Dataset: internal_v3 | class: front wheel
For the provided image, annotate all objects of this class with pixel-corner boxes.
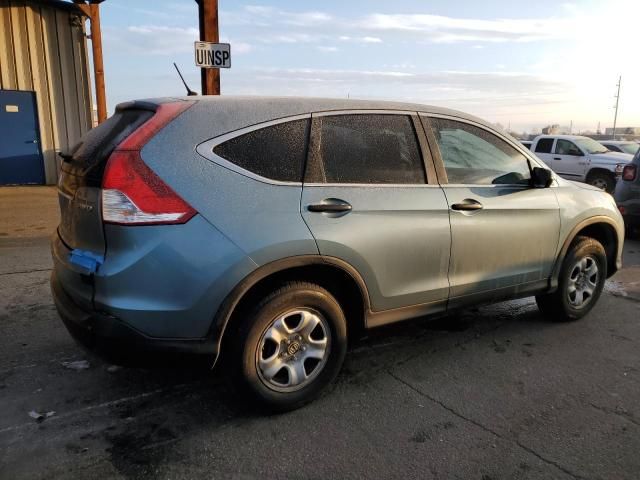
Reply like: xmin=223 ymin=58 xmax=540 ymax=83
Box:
xmin=587 ymin=172 xmax=615 ymax=193
xmin=233 ymin=282 xmax=347 ymax=411
xmin=536 ymin=236 xmax=607 ymax=322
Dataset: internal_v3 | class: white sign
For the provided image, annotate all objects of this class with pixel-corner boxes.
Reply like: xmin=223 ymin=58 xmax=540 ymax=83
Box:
xmin=194 ymin=42 xmax=231 ymax=69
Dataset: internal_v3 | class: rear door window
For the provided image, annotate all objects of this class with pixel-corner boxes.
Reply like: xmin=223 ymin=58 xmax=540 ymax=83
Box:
xmin=308 ymin=114 xmax=425 ymax=184
xmin=213 ymin=119 xmax=310 ymax=182
xmin=535 ymin=138 xmax=554 ymax=153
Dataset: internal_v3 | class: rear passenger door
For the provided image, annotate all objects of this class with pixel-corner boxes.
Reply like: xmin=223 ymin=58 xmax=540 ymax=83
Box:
xmin=301 ymin=112 xmax=451 ymax=315
xmin=533 ymin=137 xmax=555 ymax=168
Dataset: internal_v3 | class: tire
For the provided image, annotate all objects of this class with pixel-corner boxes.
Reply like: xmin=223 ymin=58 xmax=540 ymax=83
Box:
xmin=536 ymin=236 xmax=607 ymax=322
xmin=232 ymin=281 xmax=347 ymax=411
xmin=586 ymin=171 xmax=615 ymax=193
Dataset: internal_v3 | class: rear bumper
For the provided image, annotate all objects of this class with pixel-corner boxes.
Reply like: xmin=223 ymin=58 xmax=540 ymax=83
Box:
xmin=615 ymin=183 xmax=640 ymax=227
xmin=617 ymin=201 xmax=640 ymax=227
xmin=617 ymin=198 xmax=640 ymax=227
xmin=623 ymin=213 xmax=640 ymax=228
xmin=51 ymin=273 xmax=218 ymax=363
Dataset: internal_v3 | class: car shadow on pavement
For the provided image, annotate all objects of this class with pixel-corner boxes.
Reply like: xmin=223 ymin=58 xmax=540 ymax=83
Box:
xmin=3 ymin=290 xmax=634 ymax=479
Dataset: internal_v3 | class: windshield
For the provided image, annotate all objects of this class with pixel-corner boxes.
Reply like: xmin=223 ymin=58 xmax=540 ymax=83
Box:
xmin=619 ymin=143 xmax=640 ymax=155
xmin=573 ymin=137 xmax=609 ymax=154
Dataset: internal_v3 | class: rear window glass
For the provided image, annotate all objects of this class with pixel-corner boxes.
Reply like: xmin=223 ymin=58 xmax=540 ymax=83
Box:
xmin=213 ymin=119 xmax=310 ymax=182
xmin=535 ymin=138 xmax=554 ymax=153
xmin=70 ymin=109 xmax=153 ymax=169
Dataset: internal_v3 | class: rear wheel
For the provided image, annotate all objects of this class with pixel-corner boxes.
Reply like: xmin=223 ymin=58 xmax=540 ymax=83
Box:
xmin=586 ymin=171 xmax=615 ymax=193
xmin=233 ymin=282 xmax=347 ymax=411
xmin=536 ymin=236 xmax=607 ymax=321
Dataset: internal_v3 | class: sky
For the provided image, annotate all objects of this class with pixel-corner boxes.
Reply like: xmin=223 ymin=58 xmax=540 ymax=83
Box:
xmin=95 ymin=0 xmax=640 ymax=133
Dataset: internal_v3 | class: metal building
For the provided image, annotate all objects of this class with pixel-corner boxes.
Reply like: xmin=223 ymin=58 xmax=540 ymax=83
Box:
xmin=0 ymin=0 xmax=92 ymax=185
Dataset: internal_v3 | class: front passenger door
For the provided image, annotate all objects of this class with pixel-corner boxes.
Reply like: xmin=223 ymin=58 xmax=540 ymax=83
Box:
xmin=424 ymin=116 xmax=560 ymax=306
xmin=552 ymin=139 xmax=587 ymax=180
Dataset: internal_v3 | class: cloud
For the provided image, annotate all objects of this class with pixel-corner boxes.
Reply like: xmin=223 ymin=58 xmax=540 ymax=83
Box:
xmin=360 ymin=13 xmax=572 ymax=43
xmin=107 ymin=2 xmax=194 ymax=21
xmin=338 ymin=35 xmax=382 ymax=44
xmin=104 ymin=25 xmax=253 ymax=56
xmin=283 ymin=11 xmax=332 ymax=26
xmin=227 ymin=67 xmax=564 ymax=97
xmin=214 ymin=67 xmax=572 ymax=129
xmin=260 ymin=33 xmax=325 ymax=44
xmin=218 ymin=6 xmax=576 ymax=46
xmin=114 ymin=26 xmax=199 ymax=54
xmin=102 ymin=1 xmax=640 ymax=130
xmin=317 ymin=46 xmax=339 ymax=53
xmin=223 ymin=5 xmax=332 ymax=28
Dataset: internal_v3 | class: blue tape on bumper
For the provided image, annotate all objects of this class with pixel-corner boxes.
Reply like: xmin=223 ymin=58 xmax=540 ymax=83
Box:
xmin=69 ymin=249 xmax=104 ymax=274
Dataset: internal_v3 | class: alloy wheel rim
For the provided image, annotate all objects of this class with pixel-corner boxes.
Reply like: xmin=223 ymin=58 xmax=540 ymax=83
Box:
xmin=567 ymin=256 xmax=599 ymax=308
xmin=256 ymin=308 xmax=330 ymax=392
xmin=590 ymin=178 xmax=608 ymax=190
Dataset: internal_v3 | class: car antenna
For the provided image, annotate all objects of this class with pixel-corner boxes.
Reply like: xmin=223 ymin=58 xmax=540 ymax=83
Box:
xmin=173 ymin=62 xmax=198 ymax=96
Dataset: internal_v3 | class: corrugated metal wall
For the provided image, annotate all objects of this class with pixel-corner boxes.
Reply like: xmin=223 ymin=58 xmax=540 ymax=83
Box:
xmin=0 ymin=0 xmax=92 ymax=184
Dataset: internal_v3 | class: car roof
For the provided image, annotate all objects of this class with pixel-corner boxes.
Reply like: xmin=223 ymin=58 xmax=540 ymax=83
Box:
xmin=137 ymin=95 xmax=499 ymax=131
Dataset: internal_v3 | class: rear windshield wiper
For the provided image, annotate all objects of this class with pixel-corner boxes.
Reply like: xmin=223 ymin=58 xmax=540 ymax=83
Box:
xmin=57 ymin=151 xmax=73 ymax=163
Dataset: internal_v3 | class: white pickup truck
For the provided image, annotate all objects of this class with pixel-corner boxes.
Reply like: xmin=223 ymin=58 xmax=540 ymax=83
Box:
xmin=530 ymin=135 xmax=633 ymax=192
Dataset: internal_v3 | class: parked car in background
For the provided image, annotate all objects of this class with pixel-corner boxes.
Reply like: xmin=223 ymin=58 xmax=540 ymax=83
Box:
xmin=600 ymin=140 xmax=640 ymax=156
xmin=531 ymin=135 xmax=633 ymax=192
xmin=51 ymin=97 xmax=624 ymax=410
xmin=615 ymin=148 xmax=640 ymax=235
xmin=520 ymin=140 xmax=533 ymax=150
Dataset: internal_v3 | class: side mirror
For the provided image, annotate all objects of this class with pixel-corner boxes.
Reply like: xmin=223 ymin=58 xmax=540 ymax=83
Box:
xmin=531 ymin=167 xmax=553 ymax=188
xmin=569 ymin=148 xmax=583 ymax=156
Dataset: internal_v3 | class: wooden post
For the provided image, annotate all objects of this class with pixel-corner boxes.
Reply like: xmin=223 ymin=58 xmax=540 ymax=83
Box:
xmin=74 ymin=1 xmax=108 ymax=123
xmin=89 ymin=4 xmax=107 ymax=123
xmin=197 ymin=0 xmax=220 ymax=95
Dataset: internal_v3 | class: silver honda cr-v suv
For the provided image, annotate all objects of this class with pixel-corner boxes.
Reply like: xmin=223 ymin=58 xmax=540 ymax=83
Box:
xmin=51 ymin=96 xmax=624 ymax=410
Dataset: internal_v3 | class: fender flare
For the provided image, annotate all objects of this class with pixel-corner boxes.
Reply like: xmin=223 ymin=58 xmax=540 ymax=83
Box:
xmin=550 ymin=215 xmax=622 ymax=289
xmin=208 ymin=255 xmax=371 ymax=365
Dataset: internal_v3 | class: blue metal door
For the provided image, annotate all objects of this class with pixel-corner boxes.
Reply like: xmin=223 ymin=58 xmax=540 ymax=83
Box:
xmin=0 ymin=90 xmax=45 ymax=185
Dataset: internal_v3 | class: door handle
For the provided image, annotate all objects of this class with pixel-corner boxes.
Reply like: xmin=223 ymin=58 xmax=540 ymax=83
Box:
xmin=553 ymin=157 xmax=562 ymax=160
xmin=308 ymin=198 xmax=352 ymax=213
xmin=451 ymin=200 xmax=483 ymax=211
xmin=25 ymin=139 xmax=38 ymax=144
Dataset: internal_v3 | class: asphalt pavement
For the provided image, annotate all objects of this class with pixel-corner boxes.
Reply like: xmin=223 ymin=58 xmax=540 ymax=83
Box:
xmin=1 ymin=186 xmax=640 ymax=479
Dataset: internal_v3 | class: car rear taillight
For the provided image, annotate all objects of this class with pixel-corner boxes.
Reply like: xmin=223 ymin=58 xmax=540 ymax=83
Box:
xmin=102 ymin=102 xmax=196 ymax=225
xmin=622 ymin=164 xmax=637 ymax=181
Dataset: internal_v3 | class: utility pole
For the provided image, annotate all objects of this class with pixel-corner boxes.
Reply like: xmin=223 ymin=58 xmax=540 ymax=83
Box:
xmin=196 ymin=0 xmax=220 ymax=95
xmin=612 ymin=75 xmax=621 ymax=139
xmin=73 ymin=1 xmax=107 ymax=123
